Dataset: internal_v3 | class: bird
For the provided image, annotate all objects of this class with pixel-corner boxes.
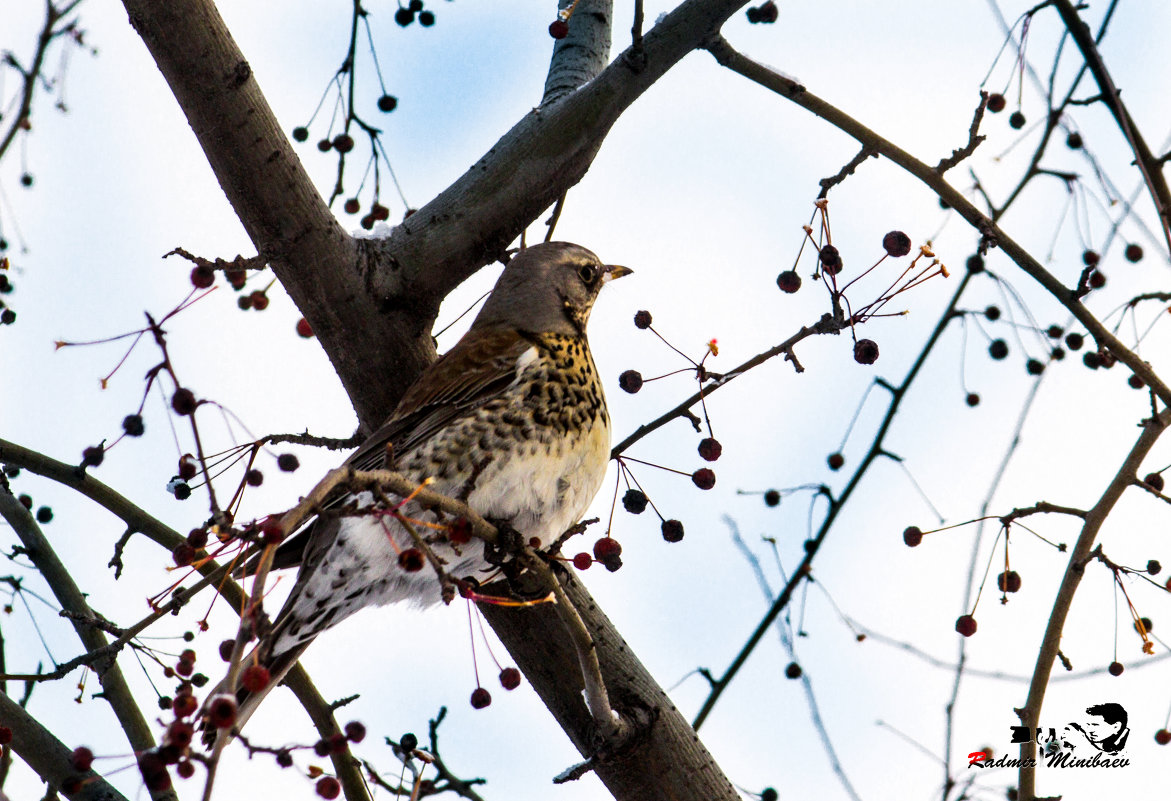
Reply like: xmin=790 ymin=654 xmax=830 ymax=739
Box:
xmin=208 ymin=241 xmax=631 ymax=738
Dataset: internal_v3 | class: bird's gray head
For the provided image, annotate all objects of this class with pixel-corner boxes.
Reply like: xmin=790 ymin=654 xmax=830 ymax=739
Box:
xmin=472 ymin=242 xmax=632 ymax=336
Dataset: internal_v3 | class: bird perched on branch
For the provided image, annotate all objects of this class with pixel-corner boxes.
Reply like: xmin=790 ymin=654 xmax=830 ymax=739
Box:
xmin=207 ymin=241 xmax=630 ymax=738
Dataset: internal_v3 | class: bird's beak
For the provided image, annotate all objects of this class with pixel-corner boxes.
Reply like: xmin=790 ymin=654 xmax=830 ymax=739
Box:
xmin=601 ymin=265 xmax=633 ymax=283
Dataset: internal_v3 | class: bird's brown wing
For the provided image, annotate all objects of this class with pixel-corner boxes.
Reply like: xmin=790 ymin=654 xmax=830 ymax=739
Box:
xmin=257 ymin=328 xmax=537 ymax=574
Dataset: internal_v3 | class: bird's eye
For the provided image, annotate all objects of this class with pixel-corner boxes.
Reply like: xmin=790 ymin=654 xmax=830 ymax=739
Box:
xmin=577 ymin=263 xmax=598 ymax=284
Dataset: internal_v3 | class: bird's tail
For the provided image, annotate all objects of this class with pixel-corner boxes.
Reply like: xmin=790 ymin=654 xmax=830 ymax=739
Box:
xmin=200 ymin=639 xmax=312 ymax=748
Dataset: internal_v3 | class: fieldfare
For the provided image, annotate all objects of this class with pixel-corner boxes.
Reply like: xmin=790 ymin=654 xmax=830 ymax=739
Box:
xmin=217 ymin=241 xmax=630 ymax=734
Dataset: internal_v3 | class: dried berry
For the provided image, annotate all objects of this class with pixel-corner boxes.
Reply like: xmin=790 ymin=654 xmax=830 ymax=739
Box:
xmin=470 ymin=687 xmax=492 ymax=709
xmin=1147 ymin=559 xmax=1162 ymax=575
xmin=344 ymin=721 xmax=366 ymax=743
xmin=219 ymin=639 xmax=236 ymax=662
xmin=1124 ymin=243 xmax=1144 ymax=263
xmin=1082 ymin=250 xmax=1100 ymax=266
xmin=966 ymin=254 xmax=985 ymax=273
xmin=398 ymin=548 xmax=425 ymax=572
xmin=81 ymin=445 xmax=105 ymax=467
xmin=419 ymin=10 xmax=435 ymax=25
xmin=784 ymin=662 xmax=802 ymax=679
xmin=277 ymin=453 xmax=300 ymax=472
xmin=661 ymin=519 xmax=684 ymax=543
xmin=122 ymin=414 xmax=145 ymax=437
xmin=1066 ymin=132 xmax=1083 ymax=149
xmin=776 ymin=270 xmax=801 ymax=294
xmin=984 ymin=305 xmax=1001 ymax=321
xmin=618 ymin=370 xmax=643 ymax=394
xmin=827 ymin=452 xmax=845 ymax=471
xmin=572 ymin=552 xmax=592 ymax=570
xmin=1064 ymin=332 xmax=1084 ymax=351
xmin=245 ymin=469 xmax=264 ymax=487
xmin=1144 ymin=473 xmax=1165 ymax=492
xmin=621 ymin=489 xmax=648 ymax=514
xmin=1008 ymin=111 xmax=1026 ymax=129
xmin=172 ymin=543 xmax=196 ymax=567
xmin=633 ymin=310 xmax=652 ymax=329
xmin=190 ymin=265 xmax=215 ymax=289
xmin=292 ymin=126 xmax=309 ymax=142
xmin=1128 ymin=374 xmax=1145 ymax=390
xmin=1108 ymin=661 xmax=1124 ymax=677
xmin=499 ymin=667 xmax=521 ymax=690
xmin=818 ymin=244 xmax=842 ymax=275
xmin=1088 ymin=270 xmax=1106 ymax=289
xmin=903 ymin=526 xmax=923 ymax=547
xmin=763 ymin=489 xmax=781 ymax=507
xmin=343 ymin=198 xmax=360 ymax=215
xmin=317 ymin=777 xmax=341 ymax=800
xmin=882 ymin=231 xmax=912 ymax=258
xmin=692 ymin=468 xmax=716 ymax=490
xmin=35 ymin=506 xmax=52 ymax=523
xmin=171 ymin=388 xmax=197 ymax=416
xmin=377 ymin=94 xmax=398 ymax=112
xmin=548 ymin=19 xmax=569 ymax=38
xmin=1025 ymin=359 xmax=1044 ymax=376
xmin=395 ymin=7 xmax=415 ymax=26
xmin=955 ymin=614 xmax=978 ymax=637
xmin=241 ymin=664 xmax=270 ymax=693
xmin=988 ymin=339 xmax=1009 ymax=360
xmin=137 ymin=752 xmax=172 ymax=792
xmin=698 ymin=437 xmax=722 ymax=461
xmin=1156 ymin=730 xmax=1171 ymax=746
xmin=400 ymin=732 xmax=419 ymax=752
xmin=997 ymin=570 xmax=1022 ymax=593
xmin=853 ymin=339 xmax=879 ymax=365
xmin=987 ymin=93 xmax=1006 ymax=113
xmin=966 ymin=393 xmax=980 ymax=407
xmin=593 ymin=537 xmax=623 ymax=571
xmin=70 ymin=746 xmax=94 ymax=772
xmin=276 ymin=749 xmax=293 ymax=767
xmin=250 ymin=290 xmax=270 ymax=310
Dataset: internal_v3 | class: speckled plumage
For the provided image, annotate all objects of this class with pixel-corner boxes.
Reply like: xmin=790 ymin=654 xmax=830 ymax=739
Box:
xmin=219 ymin=242 xmax=628 ymax=734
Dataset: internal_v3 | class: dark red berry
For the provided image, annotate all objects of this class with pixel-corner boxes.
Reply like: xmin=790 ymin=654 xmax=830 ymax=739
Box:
xmin=343 ymin=198 xmax=360 ymax=214
xmin=988 ymin=339 xmax=1009 ymax=360
xmin=853 ymin=339 xmax=879 ymax=365
xmin=966 ymin=254 xmax=985 ymax=273
xmin=818 ymin=244 xmax=842 ymax=275
xmin=692 ymin=468 xmax=716 ymax=490
xmin=661 ymin=519 xmax=684 ymax=543
xmin=776 ymin=270 xmax=801 ymax=293
xmin=260 ymin=518 xmax=284 ymax=545
xmin=955 ymin=614 xmax=978 ymax=637
xmin=171 ymin=388 xmax=197 ymax=416
xmin=1082 ymin=250 xmax=1100 ymax=266
xmin=827 ymin=452 xmax=845 ymax=471
xmin=593 ymin=537 xmax=623 ymax=571
xmin=206 ymin=695 xmax=237 ymax=728
xmin=190 ymin=265 xmax=215 ymax=289
xmin=698 ymin=437 xmax=722 ymax=461
xmin=764 ymin=489 xmax=781 ymax=507
xmin=276 ymin=749 xmax=293 ymax=767
xmin=548 ymin=19 xmax=569 ymax=38
xmin=572 ymin=552 xmax=592 ymax=570
xmin=70 ymin=746 xmax=94 ymax=772
xmin=966 ymin=393 xmax=980 ymax=407
xmin=984 ymin=305 xmax=1001 ymax=321
xmin=618 ymin=370 xmax=643 ymax=393
xmin=903 ymin=526 xmax=923 ymax=547
xmin=172 ymin=693 xmax=198 ymax=718
xmin=419 ymin=10 xmax=434 ymax=25
xmin=633 ymin=309 xmax=652 ymax=329
xmin=1156 ymin=729 xmax=1171 ymax=746
xmin=245 ymin=469 xmax=264 ymax=487
xmin=997 ymin=570 xmax=1022 ymax=593
xmin=377 ymin=94 xmax=398 ymax=112
xmin=277 ymin=453 xmax=299 ymax=472
xmin=1064 ymin=332 xmax=1084 ymax=350
xmin=341 ymin=720 xmax=366 ymax=743
xmin=250 ymin=290 xmax=269 ymax=310
xmin=394 ymin=7 xmax=415 ymax=25
xmin=226 ymin=268 xmax=247 ymax=290
xmin=757 ymin=1 xmax=778 ymax=22
xmin=295 ymin=318 xmax=314 ymax=338
xmin=0 ymin=727 xmax=11 ymax=745
xmin=313 ymin=739 xmax=331 ymax=757
xmin=1108 ymin=661 xmax=1124 ymax=676
xmin=166 ymin=721 xmax=194 ymax=748
xmin=1135 ymin=617 xmax=1152 ymax=634
xmin=499 ymin=667 xmax=521 ymax=690
xmin=1088 ymin=270 xmax=1106 ymax=289
xmin=172 ymin=543 xmax=196 ymax=567
xmin=1147 ymin=559 xmax=1162 ymax=575
xmin=1128 ymin=374 xmax=1145 ymax=389
xmin=219 ymin=639 xmax=236 ymax=662
xmin=371 ymin=203 xmax=390 ymax=221
xmin=400 ymin=732 xmax=419 ymax=752
xmin=784 ymin=662 xmax=802 ymax=679
xmin=1124 ymin=243 xmax=1144 ymax=263
xmin=882 ymin=231 xmax=912 ymax=257
xmin=1009 ymin=111 xmax=1026 ymax=129
xmin=987 ymin=93 xmax=1006 ymax=113
xmin=137 ymin=752 xmax=172 ymax=792
xmin=237 ymin=295 xmax=253 ymax=311
xmin=176 ymin=761 xmax=196 ymax=779
xmin=621 ymin=489 xmax=648 ymax=514
xmin=1066 ymin=132 xmax=1083 ymax=149
xmin=360 ymin=213 xmax=375 ymax=230
xmin=241 ymin=664 xmax=270 ymax=692
xmin=292 ymin=126 xmax=309 ymax=142
xmin=35 ymin=506 xmax=52 ymax=523
xmin=122 ymin=414 xmax=145 ymax=437
xmin=317 ymin=776 xmax=341 ymax=799
xmin=81 ymin=445 xmax=104 ymax=467
xmin=17 ymin=495 xmax=32 ymax=509
xmin=447 ymin=517 xmax=472 ymax=545
xmin=1026 ymin=359 xmax=1044 ymax=376
xmin=1144 ymin=473 xmax=1165 ymax=491
xmin=398 ymin=548 xmax=425 ymax=572
xmin=470 ymin=687 xmax=492 ymax=709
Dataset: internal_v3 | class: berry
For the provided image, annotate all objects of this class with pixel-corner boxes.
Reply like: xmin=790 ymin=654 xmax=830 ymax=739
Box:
xmin=1156 ymin=730 xmax=1171 ymax=746
xmin=121 ymin=413 xmax=146 ymax=437
xmin=219 ymin=639 xmax=236 ymax=662
xmin=572 ymin=552 xmax=592 ymax=570
xmin=173 ymin=482 xmax=191 ymax=500
xmin=178 ymin=455 xmax=197 ymax=480
xmin=1134 ymin=617 xmax=1152 ymax=634
xmin=448 ymin=517 xmax=472 ymax=544
xmin=988 ymin=339 xmax=1009 ymax=360
xmin=166 ymin=721 xmax=194 ymax=748
xmin=70 ymin=746 xmax=94 ymax=772
xmin=776 ymin=270 xmax=801 ymax=293
xmin=1050 ymin=347 xmax=1065 ymax=361
xmin=249 ymin=290 xmax=269 ymax=310
xmin=296 ymin=318 xmax=314 ymax=338
xmin=171 ymin=388 xmax=197 ymax=416
xmin=176 ymin=761 xmax=196 ymax=779
xmin=548 ymin=19 xmax=569 ymax=39
xmin=1082 ymin=250 xmax=1100 ymax=266
xmin=313 ymin=739 xmax=331 ymax=757
xmin=987 ymin=93 xmax=1006 ymax=113
xmin=818 ymin=244 xmax=842 ymax=275
xmin=377 ymin=94 xmax=399 ymax=112
xmin=316 ymin=138 xmax=332 ymax=152
xmin=1064 ymin=332 xmax=1084 ymax=350
xmin=1128 ymin=374 xmax=1145 ymax=389
xmin=343 ymin=198 xmax=360 ymax=214
xmin=190 ymin=265 xmax=215 ymax=289
xmin=853 ymin=339 xmax=879 ymax=365
xmin=1066 ymin=132 xmax=1083 ymax=149
xmin=955 ymin=615 xmax=978 ymax=637
xmin=35 ymin=506 xmax=52 ymax=524
xmin=593 ymin=537 xmax=623 ymax=571
xmin=237 ymin=295 xmax=253 ymax=310
xmin=966 ymin=254 xmax=985 ymax=273
xmin=137 ymin=752 xmax=172 ymax=792
xmin=400 ymin=732 xmax=419 ymax=752
xmin=419 ymin=10 xmax=435 ymax=25
xmin=1147 ymin=559 xmax=1161 ymax=575
xmin=398 ymin=548 xmax=425 ymax=572
xmin=172 ymin=694 xmax=198 ymax=718
xmin=827 ymin=452 xmax=845 ymax=471
xmin=17 ymin=494 xmax=32 ymax=509
xmin=241 ymin=664 xmax=270 ymax=692
xmin=1083 ymin=351 xmax=1102 ymax=370
xmin=276 ymin=750 xmax=293 ymax=767
xmin=1108 ymin=661 xmax=1124 ymax=676
xmin=984 ymin=305 xmax=1001 ymax=321
xmin=332 ymin=134 xmax=354 ymax=154
xmin=1026 ymin=359 xmax=1044 ymax=376
xmin=360 ymin=214 xmax=375 ymax=230
xmin=621 ymin=489 xmax=648 ymax=514
xmin=764 ymin=489 xmax=781 ymax=507
xmin=317 ymin=777 xmax=341 ymax=799
xmin=756 ymin=1 xmax=779 ymax=22
xmin=1124 ymin=243 xmax=1144 ymax=263
xmin=292 ymin=126 xmax=309 ymax=142
xmin=903 ymin=526 xmax=923 ymax=547
xmin=746 ymin=6 xmax=761 ymax=22
xmin=882 ymin=231 xmax=912 ymax=257
xmin=277 ymin=453 xmax=300 ymax=472
xmin=1008 ymin=111 xmax=1026 ymax=129
xmin=499 ymin=667 xmax=521 ymax=690
xmin=784 ymin=662 xmax=802 ymax=679
xmin=633 ymin=309 xmax=652 ymax=329
xmin=344 ymin=721 xmax=367 ymax=743
xmin=0 ymin=309 xmax=13 ymax=325
xmin=207 ymin=695 xmax=237 ymax=728
xmin=370 ymin=203 xmax=390 ymax=222
xmin=245 ymin=469 xmax=264 ymax=487
xmin=618 ymin=369 xmax=643 ymax=393
xmin=966 ymin=393 xmax=980 ymax=407
xmin=997 ymin=570 xmax=1022 ymax=593
xmin=698 ymin=437 xmax=722 ymax=461
xmin=661 ymin=519 xmax=684 ymax=542
xmin=226 ymin=268 xmax=247 ymax=289
xmin=692 ymin=468 xmax=716 ymax=490
xmin=19 ymin=173 xmax=33 ymax=187
xmin=1088 ymin=270 xmax=1106 ymax=289
xmin=395 ymin=7 xmax=415 ymax=26
xmin=81 ymin=445 xmax=104 ymax=467
xmin=172 ymin=543 xmax=196 ymax=567
xmin=470 ymin=687 xmax=492 ymax=709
